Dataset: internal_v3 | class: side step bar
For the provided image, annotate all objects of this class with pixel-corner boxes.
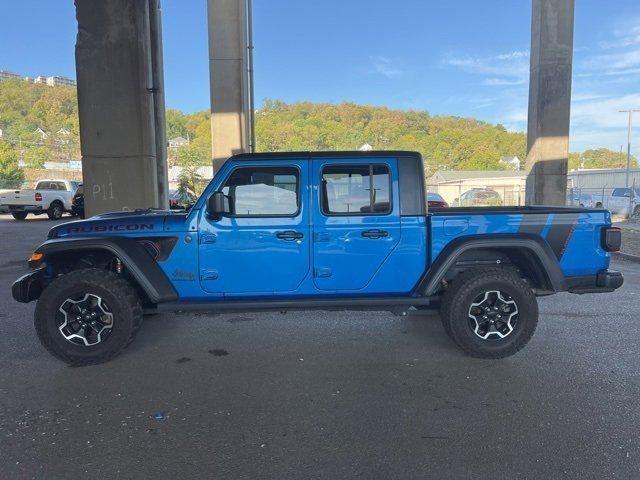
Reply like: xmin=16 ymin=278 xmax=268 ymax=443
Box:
xmin=154 ymin=296 xmax=435 ymax=314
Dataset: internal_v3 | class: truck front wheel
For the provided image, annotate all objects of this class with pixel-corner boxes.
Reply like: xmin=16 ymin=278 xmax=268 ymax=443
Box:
xmin=439 ymin=267 xmax=538 ymax=359
xmin=34 ymin=268 xmax=143 ymax=366
xmin=11 ymin=212 xmax=28 ymax=220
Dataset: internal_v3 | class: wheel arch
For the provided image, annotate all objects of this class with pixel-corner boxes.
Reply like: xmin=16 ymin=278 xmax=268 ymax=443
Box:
xmin=34 ymin=236 xmax=178 ymax=304
xmin=416 ymin=234 xmax=566 ymax=296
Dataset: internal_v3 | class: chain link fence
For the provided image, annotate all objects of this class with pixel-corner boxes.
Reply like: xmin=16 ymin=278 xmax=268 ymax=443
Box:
xmin=428 ymin=180 xmax=640 ymax=219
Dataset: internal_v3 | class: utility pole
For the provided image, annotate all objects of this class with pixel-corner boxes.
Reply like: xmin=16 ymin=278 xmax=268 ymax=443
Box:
xmin=619 ymin=109 xmax=640 ymax=188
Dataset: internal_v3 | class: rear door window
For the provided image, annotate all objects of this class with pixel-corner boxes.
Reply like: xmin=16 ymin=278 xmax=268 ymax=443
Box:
xmin=321 ymin=164 xmax=391 ymax=215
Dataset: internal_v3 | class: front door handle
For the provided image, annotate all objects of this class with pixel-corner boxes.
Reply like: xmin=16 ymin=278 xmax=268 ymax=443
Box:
xmin=276 ymin=230 xmax=304 ymax=241
xmin=361 ymin=229 xmax=388 ymax=239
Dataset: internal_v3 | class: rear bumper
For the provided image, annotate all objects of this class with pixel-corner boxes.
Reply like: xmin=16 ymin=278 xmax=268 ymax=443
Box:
xmin=3 ymin=205 xmax=43 ymax=213
xmin=567 ymin=269 xmax=624 ymax=294
xmin=12 ymin=269 xmax=44 ymax=303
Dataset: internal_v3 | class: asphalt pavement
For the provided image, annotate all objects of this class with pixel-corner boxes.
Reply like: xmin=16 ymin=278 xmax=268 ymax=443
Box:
xmin=1 ymin=213 xmax=640 ymax=479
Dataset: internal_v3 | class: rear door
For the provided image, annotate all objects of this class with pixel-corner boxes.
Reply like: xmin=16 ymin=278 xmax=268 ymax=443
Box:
xmin=311 ymin=158 xmax=401 ymax=291
xmin=198 ymin=160 xmax=311 ymax=295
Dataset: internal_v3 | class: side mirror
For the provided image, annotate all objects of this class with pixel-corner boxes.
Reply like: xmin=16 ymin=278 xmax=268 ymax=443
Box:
xmin=207 ymin=191 xmax=230 ymax=218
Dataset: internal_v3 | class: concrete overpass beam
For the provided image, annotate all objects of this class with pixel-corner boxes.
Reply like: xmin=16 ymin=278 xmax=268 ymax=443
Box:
xmin=208 ymin=0 xmax=254 ymax=172
xmin=75 ymin=0 xmax=169 ymax=216
xmin=525 ymin=0 xmax=575 ymax=206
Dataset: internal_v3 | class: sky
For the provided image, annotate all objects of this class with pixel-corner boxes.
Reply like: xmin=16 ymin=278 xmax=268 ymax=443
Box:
xmin=1 ymin=0 xmax=640 ymax=156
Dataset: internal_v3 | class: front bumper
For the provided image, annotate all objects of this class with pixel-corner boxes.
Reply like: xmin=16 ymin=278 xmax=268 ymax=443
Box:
xmin=567 ymin=269 xmax=624 ymax=294
xmin=12 ymin=269 xmax=45 ymax=303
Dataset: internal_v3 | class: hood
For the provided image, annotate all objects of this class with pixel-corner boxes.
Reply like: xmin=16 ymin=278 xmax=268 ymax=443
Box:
xmin=47 ymin=209 xmax=188 ymax=239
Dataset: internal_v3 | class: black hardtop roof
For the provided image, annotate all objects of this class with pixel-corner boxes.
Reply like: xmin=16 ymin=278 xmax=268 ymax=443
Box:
xmin=229 ymin=150 xmax=422 ymax=162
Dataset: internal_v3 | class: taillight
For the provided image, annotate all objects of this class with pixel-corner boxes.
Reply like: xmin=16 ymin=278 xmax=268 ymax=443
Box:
xmin=602 ymin=227 xmax=621 ymax=252
xmin=35 ymin=192 xmax=42 ymax=201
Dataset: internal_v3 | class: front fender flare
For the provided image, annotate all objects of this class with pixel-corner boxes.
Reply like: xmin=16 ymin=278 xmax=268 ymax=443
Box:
xmin=34 ymin=236 xmax=178 ymax=303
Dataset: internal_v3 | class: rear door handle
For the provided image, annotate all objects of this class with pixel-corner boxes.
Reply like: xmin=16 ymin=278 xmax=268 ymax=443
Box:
xmin=361 ymin=229 xmax=388 ymax=239
xmin=276 ymin=230 xmax=304 ymax=241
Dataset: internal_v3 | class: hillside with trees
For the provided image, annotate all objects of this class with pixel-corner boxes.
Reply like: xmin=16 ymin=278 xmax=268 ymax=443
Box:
xmin=0 ymin=77 xmax=634 ymax=187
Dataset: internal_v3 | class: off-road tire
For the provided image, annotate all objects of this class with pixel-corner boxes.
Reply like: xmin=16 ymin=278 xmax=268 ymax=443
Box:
xmin=633 ymin=205 xmax=640 ymax=218
xmin=47 ymin=201 xmax=64 ymax=220
xmin=34 ymin=268 xmax=143 ymax=366
xmin=11 ymin=212 xmax=28 ymax=220
xmin=439 ymin=267 xmax=538 ymax=359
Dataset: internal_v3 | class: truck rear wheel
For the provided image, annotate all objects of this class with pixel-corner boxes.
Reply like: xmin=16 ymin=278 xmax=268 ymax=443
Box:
xmin=11 ymin=212 xmax=28 ymax=220
xmin=47 ymin=201 xmax=64 ymax=220
xmin=34 ymin=268 xmax=143 ymax=366
xmin=439 ymin=267 xmax=538 ymax=359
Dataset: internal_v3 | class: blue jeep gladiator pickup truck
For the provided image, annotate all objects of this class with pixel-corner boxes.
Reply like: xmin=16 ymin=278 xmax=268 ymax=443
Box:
xmin=12 ymin=151 xmax=623 ymax=365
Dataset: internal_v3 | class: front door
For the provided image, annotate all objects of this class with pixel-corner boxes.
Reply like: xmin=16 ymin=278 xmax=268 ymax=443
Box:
xmin=312 ymin=158 xmax=401 ymax=291
xmin=199 ymin=160 xmax=310 ymax=295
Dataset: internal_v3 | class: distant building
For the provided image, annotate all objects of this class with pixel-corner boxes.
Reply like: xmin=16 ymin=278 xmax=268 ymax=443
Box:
xmin=359 ymin=143 xmax=373 ymax=151
xmin=168 ymin=136 xmax=190 ymax=149
xmin=500 ymin=155 xmax=521 ymax=170
xmin=1 ymin=70 xmax=75 ymax=86
xmin=44 ymin=161 xmax=82 ymax=171
xmin=168 ymin=165 xmax=214 ymax=188
xmin=0 ymin=70 xmax=21 ymax=82
xmin=46 ymin=76 xmax=76 ymax=87
xmin=428 ymin=170 xmax=526 ymax=205
xmin=33 ymin=127 xmax=49 ymax=141
xmin=55 ymin=128 xmax=72 ymax=145
xmin=568 ymin=168 xmax=640 ymax=192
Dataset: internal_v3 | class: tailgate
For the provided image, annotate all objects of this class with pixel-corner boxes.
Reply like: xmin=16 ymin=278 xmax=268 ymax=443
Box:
xmin=0 ymin=190 xmax=36 ymax=206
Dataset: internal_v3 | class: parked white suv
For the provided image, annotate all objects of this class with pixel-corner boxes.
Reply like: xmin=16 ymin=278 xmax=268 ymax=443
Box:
xmin=0 ymin=179 xmax=80 ymax=220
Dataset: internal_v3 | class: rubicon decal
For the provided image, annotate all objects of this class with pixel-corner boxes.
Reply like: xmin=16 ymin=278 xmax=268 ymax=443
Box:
xmin=66 ymin=224 xmax=155 ymax=233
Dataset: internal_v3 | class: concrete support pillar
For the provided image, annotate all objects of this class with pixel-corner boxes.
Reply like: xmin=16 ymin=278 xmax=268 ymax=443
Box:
xmin=207 ymin=0 xmax=254 ymax=172
xmin=525 ymin=0 xmax=575 ymax=206
xmin=75 ymin=0 xmax=169 ymax=216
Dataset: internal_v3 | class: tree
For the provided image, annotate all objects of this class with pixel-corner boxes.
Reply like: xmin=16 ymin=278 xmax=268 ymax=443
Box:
xmin=176 ymin=144 xmax=209 ymax=167
xmin=568 ymin=148 xmax=638 ymax=170
xmin=0 ymin=141 xmax=25 ymax=188
xmin=254 ymin=100 xmax=527 ymax=175
xmin=177 ymin=165 xmax=204 ymax=197
xmin=175 ymin=144 xmax=209 ymax=196
xmin=22 ymin=145 xmax=48 ymax=168
xmin=166 ymin=108 xmax=189 ymax=139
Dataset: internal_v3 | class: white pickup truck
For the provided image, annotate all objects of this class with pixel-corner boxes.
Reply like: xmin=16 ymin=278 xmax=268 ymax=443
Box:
xmin=592 ymin=187 xmax=640 ymax=218
xmin=0 ymin=179 xmax=80 ymax=220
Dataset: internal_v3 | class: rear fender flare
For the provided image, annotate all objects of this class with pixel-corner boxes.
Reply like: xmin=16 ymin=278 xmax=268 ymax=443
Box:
xmin=35 ymin=236 xmax=178 ymax=303
xmin=416 ymin=234 xmax=566 ymax=296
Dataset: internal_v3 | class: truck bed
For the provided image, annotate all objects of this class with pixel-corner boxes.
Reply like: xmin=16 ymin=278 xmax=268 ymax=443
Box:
xmin=429 ymin=205 xmax=611 ymax=278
